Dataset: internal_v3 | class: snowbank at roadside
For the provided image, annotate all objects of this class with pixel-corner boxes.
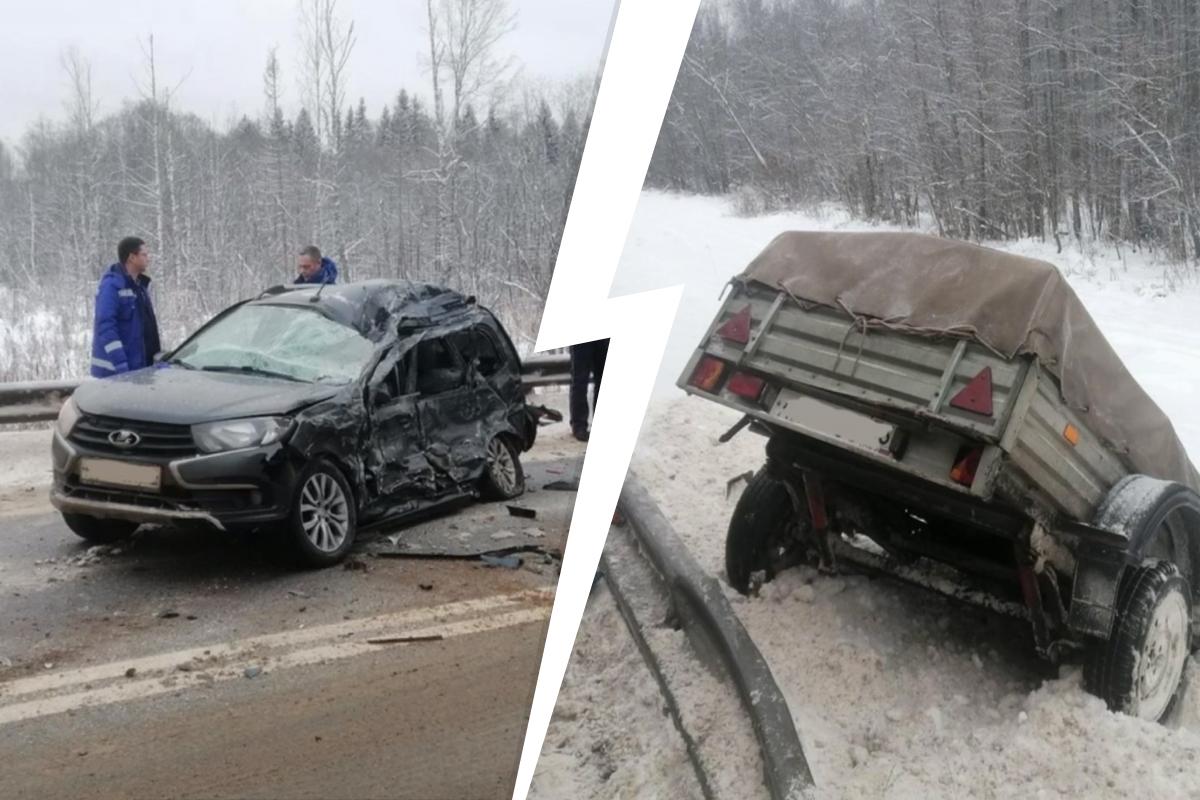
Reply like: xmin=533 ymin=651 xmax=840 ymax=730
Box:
xmin=633 ymin=398 xmax=1200 ymax=800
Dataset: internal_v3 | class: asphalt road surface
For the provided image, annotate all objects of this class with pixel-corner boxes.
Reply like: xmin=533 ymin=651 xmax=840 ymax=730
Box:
xmin=0 ymin=425 xmax=581 ymax=800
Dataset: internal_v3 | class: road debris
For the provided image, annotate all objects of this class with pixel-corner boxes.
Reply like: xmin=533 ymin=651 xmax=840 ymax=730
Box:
xmin=157 ymin=609 xmax=181 ymax=619
xmin=124 ymin=667 xmax=137 ymax=678
xmin=366 ymin=634 xmax=444 ymax=645
xmin=286 ymin=589 xmax=312 ymax=599
xmin=418 ymin=583 xmax=434 ymax=591
xmin=724 ymin=470 xmax=755 ymax=499
xmin=506 ymin=505 xmax=537 ymax=519
xmin=66 ymin=545 xmax=114 ymax=567
xmin=243 ymin=666 xmax=262 ymax=679
xmin=543 ymin=479 xmax=579 ymax=491
xmin=480 ymin=554 xmax=522 ymax=569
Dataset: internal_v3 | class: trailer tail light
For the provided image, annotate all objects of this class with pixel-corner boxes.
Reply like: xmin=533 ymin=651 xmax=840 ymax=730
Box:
xmin=1063 ymin=424 xmax=1080 ymax=446
xmin=716 ymin=305 xmax=752 ymax=344
xmin=727 ymin=371 xmax=766 ymax=402
xmin=950 ymin=445 xmax=983 ymax=488
xmin=948 ymin=367 xmax=994 ymax=417
xmin=689 ymin=356 xmax=728 ymax=392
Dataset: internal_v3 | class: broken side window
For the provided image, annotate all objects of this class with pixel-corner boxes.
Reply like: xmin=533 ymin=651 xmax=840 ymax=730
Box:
xmin=472 ymin=326 xmax=503 ymax=376
xmin=416 ymin=337 xmax=464 ymax=396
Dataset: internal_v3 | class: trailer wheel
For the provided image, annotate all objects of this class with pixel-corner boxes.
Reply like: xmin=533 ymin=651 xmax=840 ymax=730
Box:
xmin=1083 ymin=560 xmax=1192 ymax=723
xmin=726 ymin=468 xmax=812 ymax=594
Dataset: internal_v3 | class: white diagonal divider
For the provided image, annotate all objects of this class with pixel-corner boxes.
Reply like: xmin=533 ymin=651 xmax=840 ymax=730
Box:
xmin=511 ymin=2 xmax=701 ymax=799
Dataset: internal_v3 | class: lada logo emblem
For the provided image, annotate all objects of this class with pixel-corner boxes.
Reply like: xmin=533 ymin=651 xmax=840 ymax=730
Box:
xmin=108 ymin=429 xmax=141 ymax=448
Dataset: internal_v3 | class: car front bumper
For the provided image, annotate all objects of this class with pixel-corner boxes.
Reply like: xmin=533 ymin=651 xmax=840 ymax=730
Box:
xmin=51 ymin=430 xmax=299 ymax=529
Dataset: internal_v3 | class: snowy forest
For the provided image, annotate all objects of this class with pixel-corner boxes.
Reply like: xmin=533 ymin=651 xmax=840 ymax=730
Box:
xmin=649 ymin=0 xmax=1200 ymax=262
xmin=0 ymin=0 xmax=591 ymax=382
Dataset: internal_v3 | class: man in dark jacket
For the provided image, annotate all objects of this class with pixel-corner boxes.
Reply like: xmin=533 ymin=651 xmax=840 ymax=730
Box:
xmin=90 ymin=237 xmax=162 ymax=378
xmin=296 ymin=245 xmax=338 ymax=285
xmin=569 ymin=338 xmax=608 ymax=442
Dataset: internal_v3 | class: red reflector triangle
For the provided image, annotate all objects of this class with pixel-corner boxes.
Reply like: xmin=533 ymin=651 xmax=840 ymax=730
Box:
xmin=717 ymin=305 xmax=752 ymax=344
xmin=949 ymin=367 xmax=994 ymax=416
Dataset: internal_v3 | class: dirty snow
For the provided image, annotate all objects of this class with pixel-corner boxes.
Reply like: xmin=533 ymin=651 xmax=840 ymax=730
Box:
xmin=633 ymin=398 xmax=1200 ymax=799
xmin=531 ymin=583 xmax=704 ymax=800
xmin=620 ymin=190 xmax=1200 ymax=798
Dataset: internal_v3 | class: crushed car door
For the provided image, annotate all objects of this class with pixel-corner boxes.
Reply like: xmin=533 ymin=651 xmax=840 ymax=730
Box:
xmin=366 ymin=347 xmax=437 ymax=498
xmin=448 ymin=324 xmax=515 ymax=434
xmin=413 ymin=335 xmax=486 ymax=491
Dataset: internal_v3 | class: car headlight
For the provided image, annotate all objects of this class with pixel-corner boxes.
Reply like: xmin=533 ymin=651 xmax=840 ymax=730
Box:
xmin=56 ymin=396 xmax=81 ymax=437
xmin=192 ymin=416 xmax=291 ymax=454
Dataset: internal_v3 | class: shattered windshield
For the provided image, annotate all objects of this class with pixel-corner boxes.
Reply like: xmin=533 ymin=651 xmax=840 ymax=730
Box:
xmin=170 ymin=304 xmax=375 ymax=385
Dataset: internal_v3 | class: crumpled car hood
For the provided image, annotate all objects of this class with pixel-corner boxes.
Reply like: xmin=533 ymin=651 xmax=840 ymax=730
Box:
xmin=73 ymin=365 xmax=343 ymax=425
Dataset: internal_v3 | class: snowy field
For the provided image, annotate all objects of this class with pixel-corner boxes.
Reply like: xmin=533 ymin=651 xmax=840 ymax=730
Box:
xmin=614 ymin=191 xmax=1200 ymax=798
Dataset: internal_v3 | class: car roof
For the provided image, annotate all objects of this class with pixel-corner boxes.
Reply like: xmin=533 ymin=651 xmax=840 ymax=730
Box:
xmin=251 ymin=279 xmax=478 ymax=338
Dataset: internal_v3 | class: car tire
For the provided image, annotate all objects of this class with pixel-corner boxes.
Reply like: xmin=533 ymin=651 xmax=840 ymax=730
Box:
xmin=1083 ymin=560 xmax=1192 ymax=723
xmin=285 ymin=459 xmax=357 ymax=568
xmin=726 ymin=468 xmax=812 ymax=594
xmin=480 ymin=435 xmax=525 ymax=500
xmin=62 ymin=512 xmax=139 ymax=544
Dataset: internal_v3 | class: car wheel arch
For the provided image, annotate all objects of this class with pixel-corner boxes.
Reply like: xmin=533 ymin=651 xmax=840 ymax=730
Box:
xmin=296 ymin=451 xmax=365 ymax=510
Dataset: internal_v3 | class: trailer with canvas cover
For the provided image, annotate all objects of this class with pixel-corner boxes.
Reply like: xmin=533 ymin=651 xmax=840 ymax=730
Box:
xmin=678 ymin=231 xmax=1200 ymax=723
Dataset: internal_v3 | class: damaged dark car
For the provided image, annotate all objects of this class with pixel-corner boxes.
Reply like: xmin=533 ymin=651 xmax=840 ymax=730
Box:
xmin=50 ymin=280 xmax=542 ymax=566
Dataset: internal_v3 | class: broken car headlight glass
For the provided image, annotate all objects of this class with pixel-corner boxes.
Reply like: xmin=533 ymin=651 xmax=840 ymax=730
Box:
xmin=56 ymin=396 xmax=81 ymax=437
xmin=192 ymin=416 xmax=291 ymax=454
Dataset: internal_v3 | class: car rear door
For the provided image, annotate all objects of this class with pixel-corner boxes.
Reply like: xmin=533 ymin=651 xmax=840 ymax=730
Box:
xmin=412 ymin=335 xmax=487 ymax=491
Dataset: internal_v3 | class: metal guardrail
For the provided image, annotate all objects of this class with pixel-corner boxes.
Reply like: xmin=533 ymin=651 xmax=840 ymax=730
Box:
xmin=618 ymin=475 xmax=817 ymax=800
xmin=0 ymin=354 xmax=572 ymax=426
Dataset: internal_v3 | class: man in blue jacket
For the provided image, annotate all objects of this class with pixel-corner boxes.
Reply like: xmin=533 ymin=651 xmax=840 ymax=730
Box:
xmin=90 ymin=237 xmax=162 ymax=378
xmin=295 ymin=245 xmax=338 ymax=284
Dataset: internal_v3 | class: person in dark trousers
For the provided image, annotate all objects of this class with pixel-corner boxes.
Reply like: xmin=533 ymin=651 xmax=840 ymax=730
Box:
xmin=569 ymin=338 xmax=608 ymax=442
xmin=90 ymin=236 xmax=162 ymax=378
xmin=295 ymin=245 xmax=338 ymax=284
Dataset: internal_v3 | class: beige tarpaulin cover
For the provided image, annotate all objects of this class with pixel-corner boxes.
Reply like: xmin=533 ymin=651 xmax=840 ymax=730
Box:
xmin=741 ymin=231 xmax=1200 ymax=493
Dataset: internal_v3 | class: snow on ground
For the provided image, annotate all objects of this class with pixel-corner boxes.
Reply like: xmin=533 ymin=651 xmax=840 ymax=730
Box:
xmin=531 ymin=583 xmax=704 ymax=800
xmin=633 ymin=399 xmax=1200 ymax=800
xmin=0 ymin=428 xmax=53 ymax=517
xmin=617 ymin=190 xmax=1200 ymax=798
xmin=613 ymin=191 xmax=1200 ymax=460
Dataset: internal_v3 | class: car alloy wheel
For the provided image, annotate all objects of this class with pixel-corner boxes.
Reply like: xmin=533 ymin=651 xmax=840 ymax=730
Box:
xmin=299 ymin=471 xmax=351 ymax=553
xmin=487 ymin=436 xmax=519 ymax=496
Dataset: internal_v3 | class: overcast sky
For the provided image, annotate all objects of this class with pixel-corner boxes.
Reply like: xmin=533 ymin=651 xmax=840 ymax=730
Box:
xmin=0 ymin=0 xmax=613 ymax=147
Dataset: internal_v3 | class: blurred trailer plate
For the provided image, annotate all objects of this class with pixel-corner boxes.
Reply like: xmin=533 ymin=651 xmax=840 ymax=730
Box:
xmin=770 ymin=389 xmax=895 ymax=457
xmin=79 ymin=458 xmax=161 ymax=491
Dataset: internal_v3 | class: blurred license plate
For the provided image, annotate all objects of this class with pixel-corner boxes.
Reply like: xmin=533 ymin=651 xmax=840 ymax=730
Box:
xmin=79 ymin=459 xmax=161 ymax=491
xmin=770 ymin=390 xmax=896 ymax=456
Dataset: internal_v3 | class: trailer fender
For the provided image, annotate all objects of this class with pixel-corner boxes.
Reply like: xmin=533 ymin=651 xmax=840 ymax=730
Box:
xmin=1070 ymin=476 xmax=1200 ymax=639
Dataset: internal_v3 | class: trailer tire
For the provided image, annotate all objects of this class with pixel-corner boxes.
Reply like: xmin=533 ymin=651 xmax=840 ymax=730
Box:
xmin=1083 ymin=560 xmax=1191 ymax=723
xmin=726 ymin=468 xmax=812 ymax=594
